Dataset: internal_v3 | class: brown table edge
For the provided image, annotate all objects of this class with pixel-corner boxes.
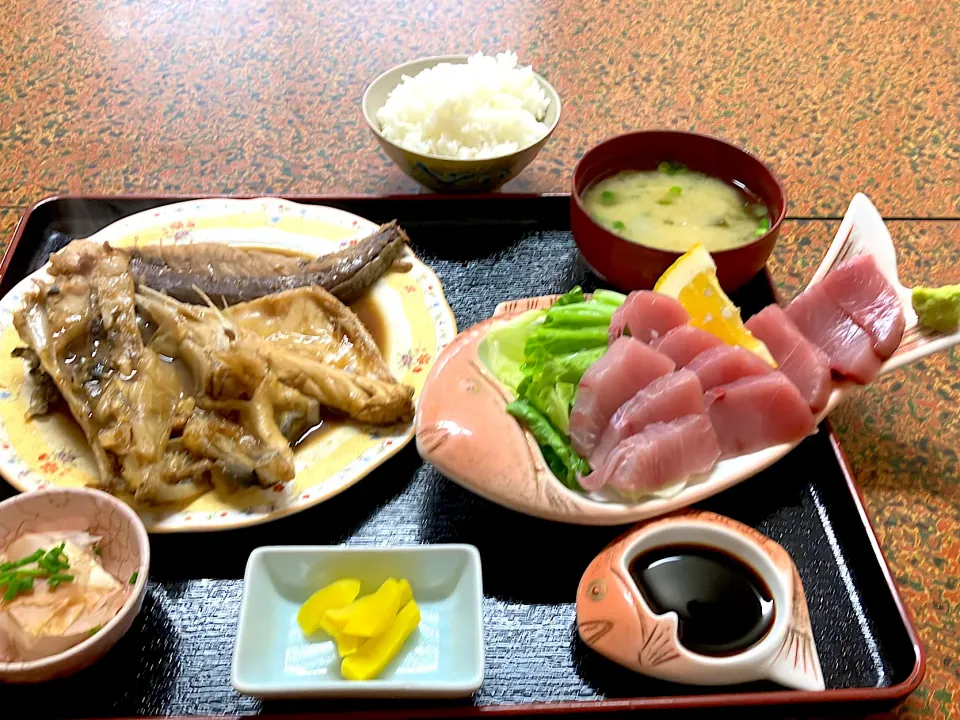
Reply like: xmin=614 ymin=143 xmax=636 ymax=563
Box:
xmin=0 ymin=194 xmax=926 ymax=718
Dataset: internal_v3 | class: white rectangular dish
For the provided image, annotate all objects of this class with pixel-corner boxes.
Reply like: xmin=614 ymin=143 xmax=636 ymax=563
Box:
xmin=231 ymin=544 xmax=484 ymax=699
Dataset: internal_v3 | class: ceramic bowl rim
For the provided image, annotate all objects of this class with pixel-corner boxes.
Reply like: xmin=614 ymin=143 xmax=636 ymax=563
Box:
xmin=616 ymin=520 xmax=791 ymax=669
xmin=0 ymin=487 xmax=150 ymax=673
xmin=361 ymin=54 xmax=563 ymax=163
xmin=570 ymin=128 xmax=788 ymax=259
xmin=231 ymin=543 xmax=485 ymax=696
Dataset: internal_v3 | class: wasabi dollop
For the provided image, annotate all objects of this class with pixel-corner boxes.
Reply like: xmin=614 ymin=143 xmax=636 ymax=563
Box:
xmin=912 ymin=285 xmax=960 ymax=332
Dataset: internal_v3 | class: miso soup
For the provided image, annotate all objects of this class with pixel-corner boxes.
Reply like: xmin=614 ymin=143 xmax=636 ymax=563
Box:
xmin=583 ymin=162 xmax=770 ymax=252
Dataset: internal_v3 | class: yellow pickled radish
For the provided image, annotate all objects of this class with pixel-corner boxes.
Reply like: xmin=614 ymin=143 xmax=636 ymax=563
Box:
xmin=342 ymin=578 xmax=413 ymax=637
xmin=654 ymin=243 xmax=776 ymax=366
xmin=334 ymin=631 xmax=364 ymax=658
xmin=297 ymin=578 xmax=362 ymax=635
xmin=323 ymin=578 xmax=399 ymax=634
xmin=341 ymin=599 xmax=421 ymax=681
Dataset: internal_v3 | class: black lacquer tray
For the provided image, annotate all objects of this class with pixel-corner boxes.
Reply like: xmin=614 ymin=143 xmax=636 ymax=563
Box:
xmin=0 ymin=195 xmax=923 ymax=718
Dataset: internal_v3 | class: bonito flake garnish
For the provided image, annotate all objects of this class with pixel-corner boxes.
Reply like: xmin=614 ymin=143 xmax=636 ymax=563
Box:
xmin=0 ymin=531 xmax=127 ymax=662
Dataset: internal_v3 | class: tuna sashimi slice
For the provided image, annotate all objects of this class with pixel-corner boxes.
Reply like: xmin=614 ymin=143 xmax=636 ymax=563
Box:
xmin=819 ymin=255 xmax=905 ymax=359
xmin=685 ymin=344 xmax=773 ymax=392
xmin=570 ymin=337 xmax=676 ymax=457
xmin=746 ymin=305 xmax=832 ymax=413
xmin=589 ymin=369 xmax=706 ymax=470
xmin=786 ymin=284 xmax=882 ymax=383
xmin=705 ymin=373 xmax=816 ymax=457
xmin=608 ymin=291 xmax=690 ymax=344
xmin=581 ymin=414 xmax=720 ymax=494
xmin=651 ymin=325 xmax=725 ymax=368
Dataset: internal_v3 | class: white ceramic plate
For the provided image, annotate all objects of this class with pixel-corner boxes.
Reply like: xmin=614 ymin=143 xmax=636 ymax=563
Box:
xmin=232 ymin=544 xmax=484 ymax=698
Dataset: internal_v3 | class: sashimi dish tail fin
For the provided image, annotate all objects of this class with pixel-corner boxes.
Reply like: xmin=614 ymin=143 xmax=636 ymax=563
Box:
xmin=806 ymin=193 xmax=960 ymax=377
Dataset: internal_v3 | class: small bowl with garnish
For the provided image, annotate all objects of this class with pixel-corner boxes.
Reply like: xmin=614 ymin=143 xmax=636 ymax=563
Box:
xmin=232 ymin=544 xmax=484 ymax=698
xmin=571 ymin=130 xmax=787 ymax=291
xmin=0 ymin=488 xmax=149 ymax=683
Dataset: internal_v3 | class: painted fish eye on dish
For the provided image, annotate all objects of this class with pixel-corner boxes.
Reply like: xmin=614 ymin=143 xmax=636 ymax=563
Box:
xmin=481 ymin=249 xmax=906 ymax=501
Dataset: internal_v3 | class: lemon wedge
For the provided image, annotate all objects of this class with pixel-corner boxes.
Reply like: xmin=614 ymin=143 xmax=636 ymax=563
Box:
xmin=654 ymin=244 xmax=776 ymax=366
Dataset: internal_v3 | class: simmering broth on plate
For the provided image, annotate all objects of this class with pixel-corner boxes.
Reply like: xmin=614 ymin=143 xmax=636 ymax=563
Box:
xmin=583 ymin=163 xmax=769 ymax=252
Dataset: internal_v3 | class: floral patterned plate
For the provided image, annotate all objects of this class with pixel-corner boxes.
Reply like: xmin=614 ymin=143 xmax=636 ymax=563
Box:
xmin=0 ymin=198 xmax=456 ymax=533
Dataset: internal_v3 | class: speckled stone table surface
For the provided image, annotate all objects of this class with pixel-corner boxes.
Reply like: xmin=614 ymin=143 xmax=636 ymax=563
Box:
xmin=0 ymin=0 xmax=957 ymax=717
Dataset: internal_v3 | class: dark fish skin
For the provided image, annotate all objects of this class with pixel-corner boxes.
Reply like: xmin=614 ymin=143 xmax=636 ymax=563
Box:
xmin=129 ymin=222 xmax=409 ymax=306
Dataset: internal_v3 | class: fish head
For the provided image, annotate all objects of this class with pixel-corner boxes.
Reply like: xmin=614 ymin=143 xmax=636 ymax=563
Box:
xmin=575 ymin=532 xmax=668 ymax=674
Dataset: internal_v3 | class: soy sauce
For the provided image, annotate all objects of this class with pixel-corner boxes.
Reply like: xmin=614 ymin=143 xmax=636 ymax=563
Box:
xmin=629 ymin=544 xmax=775 ymax=657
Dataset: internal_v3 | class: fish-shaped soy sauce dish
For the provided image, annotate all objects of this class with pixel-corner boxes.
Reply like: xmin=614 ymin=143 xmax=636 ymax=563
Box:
xmin=415 ymin=194 xmax=960 ymax=525
xmin=576 ymin=510 xmax=824 ymax=690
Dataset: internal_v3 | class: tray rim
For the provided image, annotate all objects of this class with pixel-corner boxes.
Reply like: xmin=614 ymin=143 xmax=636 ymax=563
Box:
xmin=0 ymin=194 xmax=926 ymax=717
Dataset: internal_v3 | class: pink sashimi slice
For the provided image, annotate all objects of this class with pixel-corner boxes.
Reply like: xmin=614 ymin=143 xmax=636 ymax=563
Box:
xmin=786 ymin=284 xmax=882 ymax=383
xmin=581 ymin=414 xmax=720 ymax=494
xmin=819 ymin=255 xmax=905 ymax=360
xmin=651 ymin=325 xmax=725 ymax=368
xmin=589 ymin=369 xmax=706 ymax=470
xmin=608 ymin=291 xmax=690 ymax=344
xmin=746 ymin=305 xmax=833 ymax=413
xmin=684 ymin=344 xmax=773 ymax=392
xmin=608 ymin=303 xmax=629 ymax=344
xmin=569 ymin=336 xmax=675 ymax=457
xmin=705 ymin=372 xmax=817 ymax=457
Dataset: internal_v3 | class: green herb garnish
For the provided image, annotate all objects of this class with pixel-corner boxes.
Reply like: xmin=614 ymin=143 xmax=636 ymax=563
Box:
xmin=0 ymin=549 xmax=44 ymax=571
xmin=89 ymin=625 xmax=102 ymax=637
xmin=0 ymin=545 xmax=75 ymax=601
xmin=480 ymin=287 xmax=628 ymax=486
xmin=755 ymin=216 xmax=771 ymax=237
xmin=47 ymin=573 xmax=74 ymax=589
xmin=611 ymin=220 xmax=626 ymax=231
xmin=506 ymin=400 xmax=588 ymax=490
xmin=599 ymin=190 xmax=617 ymax=205
xmin=669 ymin=185 xmax=682 ymax=195
xmin=129 ymin=571 xmax=139 ymax=585
xmin=14 ymin=568 xmax=49 ymax=578
xmin=38 ymin=543 xmax=69 ymax=573
xmin=657 ymin=161 xmax=688 ymax=175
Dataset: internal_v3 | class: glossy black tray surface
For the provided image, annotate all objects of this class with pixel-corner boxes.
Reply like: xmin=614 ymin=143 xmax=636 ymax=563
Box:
xmin=0 ymin=195 xmax=922 ymax=718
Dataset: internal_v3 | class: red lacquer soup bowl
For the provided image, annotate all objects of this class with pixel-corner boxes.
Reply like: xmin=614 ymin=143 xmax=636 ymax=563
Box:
xmin=571 ymin=130 xmax=787 ymax=292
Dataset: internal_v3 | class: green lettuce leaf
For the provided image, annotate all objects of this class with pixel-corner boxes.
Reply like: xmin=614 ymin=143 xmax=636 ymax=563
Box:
xmin=477 ymin=308 xmax=545 ymax=392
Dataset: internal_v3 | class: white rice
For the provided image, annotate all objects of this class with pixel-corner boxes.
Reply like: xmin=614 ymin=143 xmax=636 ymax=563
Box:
xmin=375 ymin=52 xmax=551 ymax=160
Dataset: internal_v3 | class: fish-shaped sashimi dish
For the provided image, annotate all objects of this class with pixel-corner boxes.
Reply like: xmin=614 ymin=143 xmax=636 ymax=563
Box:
xmin=476 ymin=238 xmax=913 ymax=501
xmin=415 ymin=194 xmax=960 ymax=524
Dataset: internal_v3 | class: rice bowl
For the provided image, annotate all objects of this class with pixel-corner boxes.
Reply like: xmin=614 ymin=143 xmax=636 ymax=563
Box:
xmin=375 ymin=52 xmax=551 ymax=160
xmin=362 ymin=54 xmax=561 ymax=193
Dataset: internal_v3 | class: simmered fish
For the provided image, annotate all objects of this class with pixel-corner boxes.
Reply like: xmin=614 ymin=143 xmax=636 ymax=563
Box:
xmin=130 ymin=221 xmax=409 ymax=305
xmin=13 ymin=237 xmax=415 ymax=505
xmin=15 ymin=242 xmax=211 ymax=503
